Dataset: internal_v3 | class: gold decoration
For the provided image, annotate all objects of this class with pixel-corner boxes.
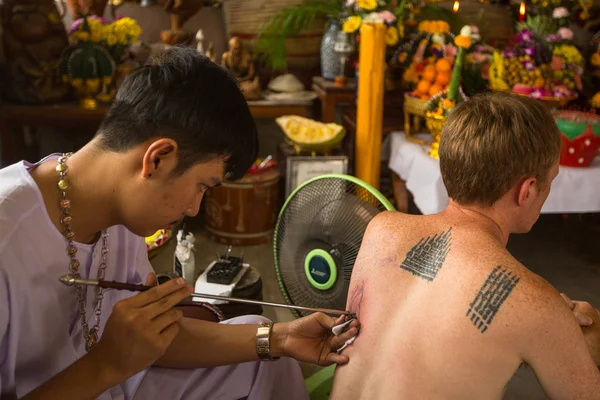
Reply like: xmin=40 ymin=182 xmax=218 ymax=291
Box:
xmin=425 ymin=111 xmax=446 ymax=159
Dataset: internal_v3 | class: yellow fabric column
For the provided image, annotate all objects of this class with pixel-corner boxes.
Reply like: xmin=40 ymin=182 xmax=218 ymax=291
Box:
xmin=355 ymin=22 xmax=386 ymax=190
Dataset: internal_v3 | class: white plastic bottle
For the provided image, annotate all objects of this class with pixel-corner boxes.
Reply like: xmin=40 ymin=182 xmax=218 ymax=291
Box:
xmin=173 ymin=229 xmax=196 ymax=285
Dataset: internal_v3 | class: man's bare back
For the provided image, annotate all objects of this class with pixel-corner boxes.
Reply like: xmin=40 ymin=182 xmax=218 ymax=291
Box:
xmin=330 ymin=211 xmax=600 ymax=399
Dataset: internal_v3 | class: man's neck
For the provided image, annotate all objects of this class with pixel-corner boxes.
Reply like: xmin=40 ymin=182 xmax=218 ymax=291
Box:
xmin=444 ymin=200 xmax=511 ymax=247
xmin=32 ymin=144 xmax=121 ymax=244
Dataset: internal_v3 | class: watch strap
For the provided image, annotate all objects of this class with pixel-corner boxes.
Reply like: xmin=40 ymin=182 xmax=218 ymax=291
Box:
xmin=256 ymin=322 xmax=280 ymax=361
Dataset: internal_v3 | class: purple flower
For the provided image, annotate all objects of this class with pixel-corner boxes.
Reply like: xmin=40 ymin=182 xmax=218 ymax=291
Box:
xmin=518 ymin=29 xmax=533 ymax=42
xmin=523 ymin=60 xmax=536 ymax=71
xmin=432 ymin=48 xmax=443 ymax=58
xmin=475 ymin=45 xmax=487 ymax=52
xmin=546 ymin=34 xmax=562 ymax=42
xmin=531 ymin=89 xmax=543 ymax=99
xmin=524 ymin=47 xmax=535 ymax=56
xmin=68 ymin=18 xmax=85 ymax=34
xmin=504 ymin=49 xmax=516 ymax=58
xmin=68 ymin=15 xmax=108 ymax=34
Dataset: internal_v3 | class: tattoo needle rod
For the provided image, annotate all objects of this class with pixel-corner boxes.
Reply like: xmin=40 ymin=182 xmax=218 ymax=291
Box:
xmin=59 ymin=274 xmax=355 ymax=317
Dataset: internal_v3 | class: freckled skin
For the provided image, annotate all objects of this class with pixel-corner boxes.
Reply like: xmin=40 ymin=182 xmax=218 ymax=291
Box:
xmin=330 ymin=210 xmax=600 ymax=400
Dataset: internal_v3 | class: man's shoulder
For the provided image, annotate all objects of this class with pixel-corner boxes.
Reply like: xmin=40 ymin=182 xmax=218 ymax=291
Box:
xmin=472 ymin=257 xmax=566 ymax=335
xmin=0 ymin=162 xmax=42 ymax=246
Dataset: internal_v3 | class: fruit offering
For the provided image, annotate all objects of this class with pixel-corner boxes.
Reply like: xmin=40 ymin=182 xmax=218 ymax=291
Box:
xmin=408 ymin=58 xmax=453 ymax=100
xmin=489 ymin=28 xmax=583 ymax=100
xmin=425 ymin=26 xmax=473 ymax=158
xmin=397 ymin=19 xmax=455 ymax=88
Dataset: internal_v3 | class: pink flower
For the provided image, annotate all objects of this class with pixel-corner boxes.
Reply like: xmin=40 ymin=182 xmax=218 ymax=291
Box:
xmin=558 ymin=27 xmax=573 ymax=40
xmin=379 ymin=10 xmax=396 ymax=24
xmin=444 ymin=44 xmax=457 ymax=58
xmin=470 ymin=25 xmax=479 ymax=34
xmin=470 ymin=52 xmax=488 ymax=63
xmin=552 ymin=7 xmax=569 ymax=18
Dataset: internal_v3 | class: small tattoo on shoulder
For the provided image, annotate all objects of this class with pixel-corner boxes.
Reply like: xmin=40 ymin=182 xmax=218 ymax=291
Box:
xmin=348 ymin=280 xmax=364 ymax=319
xmin=467 ymin=266 xmax=520 ymax=334
xmin=399 ymin=227 xmax=452 ymax=281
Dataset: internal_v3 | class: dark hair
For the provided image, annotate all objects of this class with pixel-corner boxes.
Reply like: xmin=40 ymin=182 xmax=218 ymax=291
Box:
xmin=95 ymin=46 xmax=258 ymax=180
xmin=439 ymin=91 xmax=561 ymax=206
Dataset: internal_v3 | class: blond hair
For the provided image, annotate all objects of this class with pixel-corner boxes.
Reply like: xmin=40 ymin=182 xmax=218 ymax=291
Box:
xmin=439 ymin=91 xmax=561 ymax=206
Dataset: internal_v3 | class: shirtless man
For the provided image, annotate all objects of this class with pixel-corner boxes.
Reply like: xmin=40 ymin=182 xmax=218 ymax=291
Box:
xmin=330 ymin=91 xmax=600 ymax=399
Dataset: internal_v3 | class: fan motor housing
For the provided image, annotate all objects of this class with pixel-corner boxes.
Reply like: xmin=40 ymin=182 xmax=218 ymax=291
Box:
xmin=304 ymin=249 xmax=338 ymax=290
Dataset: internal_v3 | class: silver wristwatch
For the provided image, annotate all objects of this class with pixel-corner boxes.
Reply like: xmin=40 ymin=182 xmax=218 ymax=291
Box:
xmin=256 ymin=323 xmax=280 ymax=361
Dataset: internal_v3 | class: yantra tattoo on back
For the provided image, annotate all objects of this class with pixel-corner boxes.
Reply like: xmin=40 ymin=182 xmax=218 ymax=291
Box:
xmin=399 ymin=228 xmax=452 ymax=281
xmin=467 ymin=266 xmax=520 ymax=333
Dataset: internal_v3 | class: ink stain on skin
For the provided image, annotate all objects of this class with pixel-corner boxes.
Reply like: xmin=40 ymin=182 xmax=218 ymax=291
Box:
xmin=348 ymin=280 xmax=365 ymax=321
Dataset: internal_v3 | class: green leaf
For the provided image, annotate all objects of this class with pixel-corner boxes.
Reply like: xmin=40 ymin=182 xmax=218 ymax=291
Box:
xmin=254 ymin=0 xmax=343 ymax=70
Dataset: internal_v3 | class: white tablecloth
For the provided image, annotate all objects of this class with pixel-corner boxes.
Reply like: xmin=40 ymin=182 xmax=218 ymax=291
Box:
xmin=388 ymin=132 xmax=600 ymax=214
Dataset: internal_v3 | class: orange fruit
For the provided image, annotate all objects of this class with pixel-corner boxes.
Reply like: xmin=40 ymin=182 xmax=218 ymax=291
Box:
xmin=534 ymin=77 xmax=545 ymax=89
xmin=435 ymin=58 xmax=452 ymax=73
xmin=423 ymin=66 xmax=436 ymax=82
xmin=435 ymin=71 xmax=451 ymax=86
xmin=428 ymin=83 xmax=443 ymax=97
xmin=416 ymin=80 xmax=431 ymax=95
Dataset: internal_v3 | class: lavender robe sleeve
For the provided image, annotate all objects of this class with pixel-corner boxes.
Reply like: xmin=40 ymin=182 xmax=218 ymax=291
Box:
xmin=134 ymin=236 xmax=155 ymax=284
xmin=0 ymin=271 xmax=7 ymax=394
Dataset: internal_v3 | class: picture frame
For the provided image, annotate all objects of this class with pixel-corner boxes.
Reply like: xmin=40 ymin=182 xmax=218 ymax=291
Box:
xmin=286 ymin=155 xmax=349 ymax=198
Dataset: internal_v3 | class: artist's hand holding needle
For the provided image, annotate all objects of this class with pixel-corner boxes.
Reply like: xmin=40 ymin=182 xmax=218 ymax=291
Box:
xmin=281 ymin=314 xmax=360 ymax=366
xmin=90 ymin=272 xmax=193 ymax=382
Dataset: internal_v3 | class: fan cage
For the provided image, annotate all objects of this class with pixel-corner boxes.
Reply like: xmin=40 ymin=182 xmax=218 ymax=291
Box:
xmin=273 ymin=174 xmax=394 ymax=318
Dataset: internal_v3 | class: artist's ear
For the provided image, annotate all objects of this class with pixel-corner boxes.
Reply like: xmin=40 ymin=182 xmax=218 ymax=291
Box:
xmin=516 ymin=176 xmax=537 ymax=207
xmin=141 ymin=139 xmax=178 ymax=179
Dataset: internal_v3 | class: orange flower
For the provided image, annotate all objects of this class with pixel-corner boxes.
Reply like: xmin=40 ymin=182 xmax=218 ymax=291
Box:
xmin=454 ymin=35 xmax=472 ymax=49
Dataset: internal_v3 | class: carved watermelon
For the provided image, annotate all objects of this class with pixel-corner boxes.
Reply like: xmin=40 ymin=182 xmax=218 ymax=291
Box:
xmin=553 ymin=111 xmax=600 ymax=168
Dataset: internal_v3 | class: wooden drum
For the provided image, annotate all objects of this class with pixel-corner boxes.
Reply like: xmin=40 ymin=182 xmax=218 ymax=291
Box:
xmin=204 ymin=168 xmax=279 ymax=246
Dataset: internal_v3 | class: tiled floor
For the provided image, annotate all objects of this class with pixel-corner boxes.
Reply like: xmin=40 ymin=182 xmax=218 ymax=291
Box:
xmin=150 ymin=212 xmax=599 ymax=399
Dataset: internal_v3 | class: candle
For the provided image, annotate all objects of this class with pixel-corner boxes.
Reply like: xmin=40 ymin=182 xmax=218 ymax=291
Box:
xmin=519 ymin=2 xmax=526 ymax=21
xmin=355 ymin=23 xmax=386 ymax=190
xmin=453 ymin=0 xmax=460 ymax=13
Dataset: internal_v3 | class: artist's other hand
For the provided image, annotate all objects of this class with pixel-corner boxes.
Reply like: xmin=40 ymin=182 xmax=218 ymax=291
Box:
xmin=560 ymin=293 xmax=596 ymax=327
xmin=274 ymin=313 xmax=360 ymax=366
xmin=90 ymin=273 xmax=192 ymax=382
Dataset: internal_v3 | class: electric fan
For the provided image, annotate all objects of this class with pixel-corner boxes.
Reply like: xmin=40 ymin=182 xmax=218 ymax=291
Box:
xmin=274 ymin=174 xmax=395 ymax=319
